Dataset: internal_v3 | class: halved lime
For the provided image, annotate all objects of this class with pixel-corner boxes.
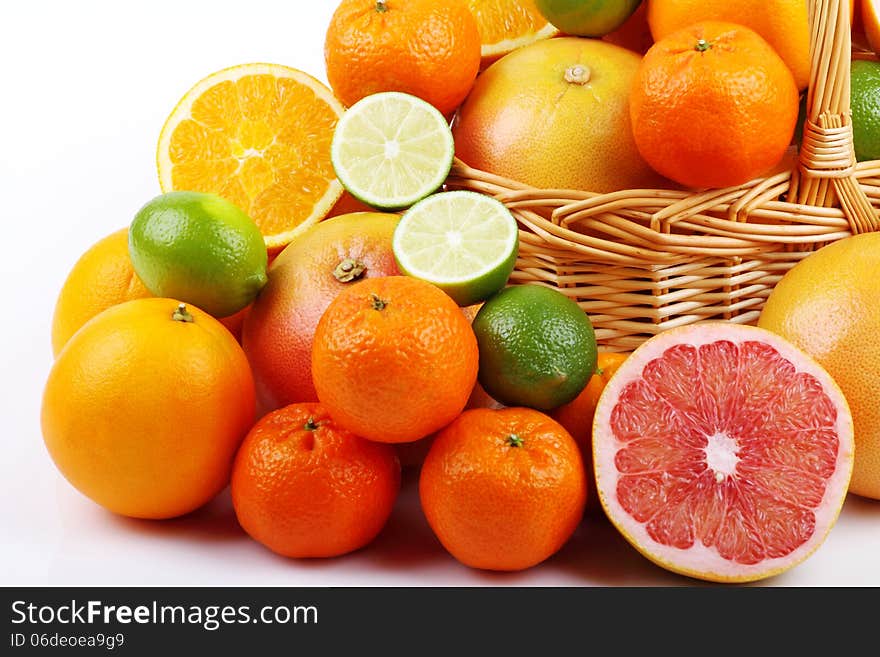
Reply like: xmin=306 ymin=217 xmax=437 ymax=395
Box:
xmin=393 ymin=190 xmax=519 ymax=306
xmin=330 ymin=92 xmax=455 ymax=210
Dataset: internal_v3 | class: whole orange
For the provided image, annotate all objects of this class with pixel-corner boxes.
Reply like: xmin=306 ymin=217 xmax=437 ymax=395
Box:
xmin=551 ymin=351 xmax=629 ymax=509
xmin=231 ymin=402 xmax=400 ymax=558
xmin=51 ymin=228 xmax=151 ymax=356
xmin=452 ymin=37 xmax=664 ymax=194
xmin=647 ymin=0 xmax=811 ymax=89
xmin=51 ymin=228 xmax=252 ymax=352
xmin=758 ymin=232 xmax=880 ymax=499
xmin=42 ymin=298 xmax=255 ymax=519
xmin=242 ymin=212 xmax=400 ymax=413
xmin=324 ymin=0 xmax=481 ymax=116
xmin=630 ymin=21 xmax=799 ymax=189
xmin=312 ymin=276 xmax=479 ymax=444
xmin=395 ymin=303 xmax=501 ymax=469
xmin=420 ymin=407 xmax=586 ymax=571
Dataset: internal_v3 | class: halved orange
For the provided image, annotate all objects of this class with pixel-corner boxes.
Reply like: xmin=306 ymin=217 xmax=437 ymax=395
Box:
xmin=157 ymin=63 xmax=344 ymax=252
xmin=466 ymin=0 xmax=559 ymax=67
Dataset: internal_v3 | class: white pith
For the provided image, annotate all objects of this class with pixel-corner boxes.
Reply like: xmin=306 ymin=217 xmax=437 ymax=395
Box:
xmin=704 ymin=432 xmax=740 ymax=482
xmin=393 ymin=190 xmax=518 ymax=284
xmin=592 ymin=323 xmax=855 ymax=582
xmin=480 ymin=23 xmax=560 ymax=58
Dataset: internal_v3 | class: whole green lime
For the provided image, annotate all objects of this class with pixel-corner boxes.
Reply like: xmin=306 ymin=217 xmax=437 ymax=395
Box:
xmin=534 ymin=0 xmax=641 ymax=37
xmin=129 ymin=191 xmax=268 ymax=317
xmin=851 ymin=59 xmax=880 ymax=162
xmin=472 ymin=285 xmax=597 ymax=411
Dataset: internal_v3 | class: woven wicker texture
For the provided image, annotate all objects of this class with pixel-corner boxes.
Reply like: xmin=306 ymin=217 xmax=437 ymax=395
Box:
xmin=448 ymin=0 xmax=879 ymax=351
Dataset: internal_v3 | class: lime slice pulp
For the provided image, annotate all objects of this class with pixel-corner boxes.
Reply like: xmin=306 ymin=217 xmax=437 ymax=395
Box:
xmin=393 ymin=190 xmax=519 ymax=306
xmin=330 ymin=92 xmax=455 ymax=210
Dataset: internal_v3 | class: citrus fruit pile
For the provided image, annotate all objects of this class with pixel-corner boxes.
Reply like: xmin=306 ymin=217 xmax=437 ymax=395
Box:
xmin=42 ymin=0 xmax=880 ymax=583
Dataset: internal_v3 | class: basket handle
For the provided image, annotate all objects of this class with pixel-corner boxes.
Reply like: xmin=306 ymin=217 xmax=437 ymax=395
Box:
xmin=797 ymin=0 xmax=878 ymax=232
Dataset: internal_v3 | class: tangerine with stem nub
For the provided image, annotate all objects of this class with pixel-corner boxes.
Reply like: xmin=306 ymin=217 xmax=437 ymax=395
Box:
xmin=312 ymin=276 xmax=478 ymax=444
xmin=420 ymin=407 xmax=586 ymax=571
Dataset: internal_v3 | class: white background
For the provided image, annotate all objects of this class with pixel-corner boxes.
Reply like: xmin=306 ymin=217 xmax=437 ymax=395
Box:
xmin=2 ymin=0 xmax=879 ymax=587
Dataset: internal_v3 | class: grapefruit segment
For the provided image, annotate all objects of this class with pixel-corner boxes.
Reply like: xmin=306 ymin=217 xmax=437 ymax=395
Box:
xmin=593 ymin=323 xmax=854 ymax=582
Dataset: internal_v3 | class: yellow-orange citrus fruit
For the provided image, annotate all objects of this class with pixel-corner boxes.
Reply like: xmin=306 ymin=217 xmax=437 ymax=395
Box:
xmin=231 ymin=402 xmax=400 ymax=558
xmin=863 ymin=0 xmax=880 ymax=55
xmin=157 ymin=63 xmax=344 ymax=252
xmin=630 ymin=21 xmax=799 ymax=189
xmin=551 ymin=351 xmax=629 ymax=509
xmin=758 ymin=233 xmax=880 ymax=500
xmin=453 ymin=37 xmax=664 ymax=193
xmin=420 ymin=407 xmax=586 ymax=571
xmin=647 ymin=0 xmax=811 ymax=89
xmin=324 ymin=0 xmax=481 ymax=116
xmin=467 ymin=0 xmax=559 ymax=66
xmin=51 ymin=228 xmax=151 ymax=356
xmin=42 ymin=298 xmax=255 ymax=519
xmin=395 ymin=303 xmax=501 ymax=469
xmin=51 ymin=228 xmax=251 ymax=352
xmin=312 ymin=276 xmax=479 ymax=444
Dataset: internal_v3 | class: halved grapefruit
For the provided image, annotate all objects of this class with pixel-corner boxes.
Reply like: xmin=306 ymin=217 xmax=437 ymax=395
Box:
xmin=593 ymin=323 xmax=854 ymax=583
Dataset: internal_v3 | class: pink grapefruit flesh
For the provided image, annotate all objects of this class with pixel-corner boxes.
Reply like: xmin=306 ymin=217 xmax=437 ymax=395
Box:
xmin=593 ymin=323 xmax=854 ymax=583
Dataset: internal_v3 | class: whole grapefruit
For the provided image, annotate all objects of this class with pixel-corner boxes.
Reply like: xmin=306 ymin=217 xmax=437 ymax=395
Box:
xmin=758 ymin=233 xmax=880 ymax=500
xmin=242 ymin=212 xmax=400 ymax=413
xmin=452 ymin=36 xmax=663 ymax=193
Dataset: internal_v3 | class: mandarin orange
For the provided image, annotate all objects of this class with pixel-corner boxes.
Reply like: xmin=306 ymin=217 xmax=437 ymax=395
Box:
xmin=231 ymin=402 xmax=400 ymax=558
xmin=420 ymin=407 xmax=586 ymax=571
xmin=551 ymin=351 xmax=629 ymax=509
xmin=312 ymin=276 xmax=479 ymax=444
xmin=647 ymin=0 xmax=812 ymax=89
xmin=324 ymin=0 xmax=481 ymax=116
xmin=630 ymin=21 xmax=799 ymax=189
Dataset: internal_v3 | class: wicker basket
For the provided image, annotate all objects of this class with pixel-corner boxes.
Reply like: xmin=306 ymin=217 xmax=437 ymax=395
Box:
xmin=447 ymin=0 xmax=879 ymax=352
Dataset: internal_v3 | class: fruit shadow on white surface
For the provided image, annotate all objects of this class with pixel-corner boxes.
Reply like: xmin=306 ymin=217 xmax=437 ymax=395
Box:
xmin=30 ymin=470 xmax=707 ymax=587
